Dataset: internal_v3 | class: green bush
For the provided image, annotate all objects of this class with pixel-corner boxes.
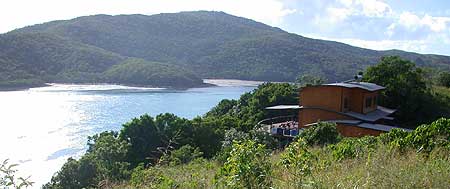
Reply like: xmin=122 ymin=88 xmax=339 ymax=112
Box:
xmin=299 ymin=122 xmax=341 ymax=146
xmin=159 ymin=145 xmax=203 ymax=166
xmin=408 ymin=117 xmax=450 ymax=152
xmin=45 ymin=132 xmax=130 ymax=188
xmin=215 ymin=140 xmax=272 ymax=188
xmin=328 ymin=136 xmax=379 ymax=161
xmin=438 ymin=71 xmax=450 ymax=87
xmin=280 ymin=138 xmax=315 ymax=179
xmin=379 ymin=128 xmax=411 ymax=151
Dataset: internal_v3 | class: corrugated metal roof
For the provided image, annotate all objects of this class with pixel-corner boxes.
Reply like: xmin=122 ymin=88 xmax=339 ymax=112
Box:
xmin=345 ymin=106 xmax=396 ymax=122
xmin=304 ymin=119 xmax=361 ymax=126
xmin=324 ymin=82 xmax=385 ymax=91
xmin=265 ymin=105 xmax=300 ymax=110
xmin=306 ymin=120 xmax=412 ymax=132
xmin=357 ymin=123 xmax=412 ymax=132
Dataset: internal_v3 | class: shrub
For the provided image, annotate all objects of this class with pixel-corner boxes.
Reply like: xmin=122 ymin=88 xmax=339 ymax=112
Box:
xmin=299 ymin=122 xmax=341 ymax=146
xmin=379 ymin=128 xmax=411 ymax=151
xmin=215 ymin=140 xmax=272 ymax=188
xmin=328 ymin=136 xmax=379 ymax=161
xmin=279 ymin=138 xmax=315 ymax=184
xmin=159 ymin=145 xmax=203 ymax=166
xmin=130 ymin=165 xmax=176 ymax=188
xmin=379 ymin=118 xmax=450 ymax=153
xmin=408 ymin=117 xmax=450 ymax=153
xmin=1 ymin=159 xmax=34 ymax=189
xmin=438 ymin=71 xmax=450 ymax=87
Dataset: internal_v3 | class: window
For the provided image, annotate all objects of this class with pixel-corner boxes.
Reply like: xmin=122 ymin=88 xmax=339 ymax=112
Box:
xmin=343 ymin=97 xmax=349 ymax=111
xmin=365 ymin=97 xmax=372 ymax=108
xmin=373 ymin=96 xmax=378 ymax=106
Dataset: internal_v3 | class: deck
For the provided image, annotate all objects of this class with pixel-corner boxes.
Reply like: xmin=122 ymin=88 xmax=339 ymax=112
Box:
xmin=257 ymin=115 xmax=302 ymax=138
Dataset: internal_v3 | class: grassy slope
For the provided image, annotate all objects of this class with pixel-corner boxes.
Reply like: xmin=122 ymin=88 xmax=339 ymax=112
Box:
xmin=114 ymin=147 xmax=450 ymax=189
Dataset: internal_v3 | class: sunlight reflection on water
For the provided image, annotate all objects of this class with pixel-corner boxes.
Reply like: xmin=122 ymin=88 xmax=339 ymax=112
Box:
xmin=0 ymin=84 xmax=255 ymax=187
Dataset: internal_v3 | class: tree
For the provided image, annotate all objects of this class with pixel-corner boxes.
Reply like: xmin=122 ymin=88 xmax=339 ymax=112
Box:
xmin=45 ymin=132 xmax=130 ymax=188
xmin=363 ymin=56 xmax=431 ymax=126
xmin=87 ymin=132 xmax=131 ymax=181
xmin=43 ymin=157 xmax=97 ymax=189
xmin=295 ymin=74 xmax=325 ymax=87
xmin=119 ymin=115 xmax=164 ymax=166
xmin=438 ymin=71 xmax=450 ymax=87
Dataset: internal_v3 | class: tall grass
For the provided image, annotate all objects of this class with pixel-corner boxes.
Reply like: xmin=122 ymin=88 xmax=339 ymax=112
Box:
xmin=115 ymin=147 xmax=450 ymax=189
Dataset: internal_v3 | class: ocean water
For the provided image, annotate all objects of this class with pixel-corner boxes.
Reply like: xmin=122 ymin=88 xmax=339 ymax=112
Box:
xmin=0 ymin=82 xmax=257 ymax=186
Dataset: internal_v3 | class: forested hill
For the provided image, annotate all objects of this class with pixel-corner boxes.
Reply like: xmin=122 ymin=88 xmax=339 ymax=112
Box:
xmin=2 ymin=11 xmax=450 ymax=88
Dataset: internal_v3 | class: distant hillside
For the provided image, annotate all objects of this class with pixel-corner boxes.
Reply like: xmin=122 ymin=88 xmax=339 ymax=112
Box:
xmin=0 ymin=33 xmax=202 ymax=89
xmin=2 ymin=11 xmax=450 ymax=88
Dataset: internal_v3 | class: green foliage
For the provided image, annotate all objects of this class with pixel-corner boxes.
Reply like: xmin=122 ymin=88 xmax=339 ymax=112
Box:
xmin=119 ymin=115 xmax=163 ymax=166
xmin=295 ymin=74 xmax=326 ymax=87
xmin=363 ymin=56 xmax=448 ymax=126
xmin=87 ymin=132 xmax=131 ymax=181
xmin=45 ymin=131 xmax=130 ymax=188
xmin=103 ymin=58 xmax=203 ymax=88
xmin=379 ymin=128 xmax=411 ymax=150
xmin=159 ymin=145 xmax=203 ymax=166
xmin=298 ymin=122 xmax=341 ymax=146
xmin=4 ymin=11 xmax=450 ymax=90
xmin=328 ymin=136 xmax=379 ymax=161
xmin=0 ymin=159 xmax=33 ymax=189
xmin=438 ymin=71 xmax=450 ymax=87
xmin=205 ymin=83 xmax=298 ymax=132
xmin=279 ymin=138 xmax=315 ymax=184
xmin=408 ymin=118 xmax=450 ymax=152
xmin=44 ymin=157 xmax=97 ymax=189
xmin=215 ymin=140 xmax=272 ymax=188
xmin=204 ymin=99 xmax=237 ymax=117
xmin=117 ymin=117 xmax=450 ymax=189
xmin=331 ymin=118 xmax=450 ymax=161
xmin=128 ymin=158 xmax=217 ymax=189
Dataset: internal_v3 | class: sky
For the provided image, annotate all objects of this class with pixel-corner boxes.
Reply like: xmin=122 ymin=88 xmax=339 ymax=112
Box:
xmin=1 ymin=0 xmax=450 ymax=55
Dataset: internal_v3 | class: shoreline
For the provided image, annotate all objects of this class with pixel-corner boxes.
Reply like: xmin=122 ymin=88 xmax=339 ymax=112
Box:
xmin=0 ymin=79 xmax=268 ymax=92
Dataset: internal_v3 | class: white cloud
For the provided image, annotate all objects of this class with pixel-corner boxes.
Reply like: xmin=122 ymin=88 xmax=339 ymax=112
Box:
xmin=0 ymin=0 xmax=296 ymax=33
xmin=335 ymin=0 xmax=392 ymax=18
xmin=305 ymin=31 xmax=450 ymax=55
xmin=386 ymin=11 xmax=450 ymax=40
xmin=396 ymin=12 xmax=450 ymax=32
xmin=358 ymin=0 xmax=392 ymax=17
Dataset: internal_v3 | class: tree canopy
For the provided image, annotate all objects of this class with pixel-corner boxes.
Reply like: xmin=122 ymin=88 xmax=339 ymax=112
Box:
xmin=363 ymin=56 xmax=449 ymax=127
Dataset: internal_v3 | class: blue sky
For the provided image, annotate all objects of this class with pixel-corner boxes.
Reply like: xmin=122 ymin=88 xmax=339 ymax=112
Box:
xmin=1 ymin=0 xmax=449 ymax=55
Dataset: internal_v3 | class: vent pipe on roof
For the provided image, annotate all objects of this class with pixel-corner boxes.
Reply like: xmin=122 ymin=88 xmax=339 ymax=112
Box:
xmin=354 ymin=72 xmax=363 ymax=82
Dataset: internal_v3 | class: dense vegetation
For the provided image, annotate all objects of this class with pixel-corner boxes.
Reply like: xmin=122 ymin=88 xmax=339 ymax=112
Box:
xmin=0 ymin=33 xmax=203 ymax=89
xmin=0 ymin=56 xmax=447 ymax=188
xmin=103 ymin=59 xmax=203 ymax=88
xmin=2 ymin=11 xmax=450 ymax=89
xmin=363 ymin=56 xmax=450 ymax=127
xmin=43 ymin=117 xmax=450 ymax=188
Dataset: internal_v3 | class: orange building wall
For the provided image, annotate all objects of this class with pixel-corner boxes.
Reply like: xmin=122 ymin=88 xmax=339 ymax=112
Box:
xmin=341 ymin=88 xmax=351 ymax=112
xmin=298 ymin=108 xmax=354 ymax=128
xmin=349 ymin=88 xmax=364 ymax=113
xmin=336 ymin=124 xmax=383 ymax=137
xmin=300 ymin=86 xmax=343 ymax=112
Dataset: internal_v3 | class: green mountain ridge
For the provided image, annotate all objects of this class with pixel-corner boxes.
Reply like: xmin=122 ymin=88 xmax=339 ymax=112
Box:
xmin=1 ymin=11 xmax=450 ymax=88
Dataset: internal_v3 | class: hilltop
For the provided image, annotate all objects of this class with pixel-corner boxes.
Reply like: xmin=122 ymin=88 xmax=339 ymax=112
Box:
xmin=2 ymin=11 xmax=450 ymax=88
